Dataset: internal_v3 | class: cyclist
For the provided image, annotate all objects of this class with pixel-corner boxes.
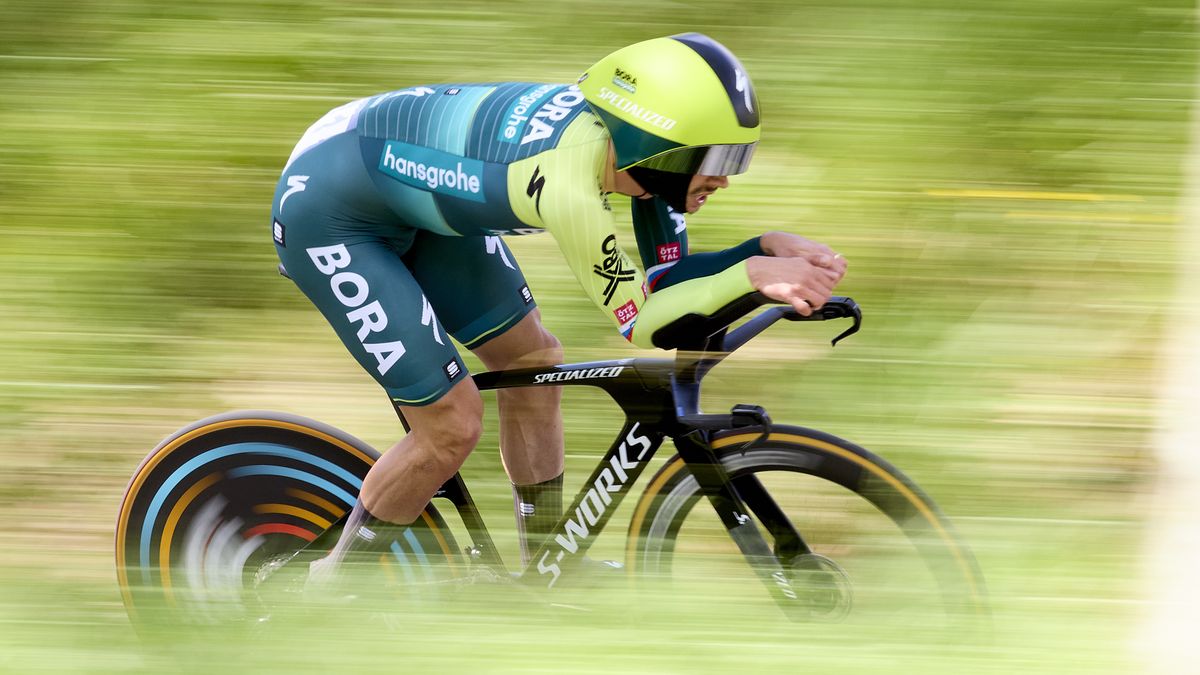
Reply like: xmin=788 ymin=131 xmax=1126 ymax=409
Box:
xmin=270 ymin=33 xmax=848 ymax=581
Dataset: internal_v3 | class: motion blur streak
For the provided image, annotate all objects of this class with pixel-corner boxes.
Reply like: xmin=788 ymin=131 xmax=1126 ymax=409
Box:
xmin=0 ymin=1 xmax=1195 ymax=672
xmin=1136 ymin=34 xmax=1200 ymax=673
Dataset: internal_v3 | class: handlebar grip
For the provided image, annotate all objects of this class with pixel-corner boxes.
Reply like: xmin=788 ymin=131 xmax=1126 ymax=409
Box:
xmin=782 ymin=296 xmax=859 ymax=322
xmin=782 ymin=297 xmax=861 ymax=345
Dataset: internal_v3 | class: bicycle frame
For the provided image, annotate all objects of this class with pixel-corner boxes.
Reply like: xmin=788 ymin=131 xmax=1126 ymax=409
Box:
xmin=423 ymin=297 xmax=862 ymax=614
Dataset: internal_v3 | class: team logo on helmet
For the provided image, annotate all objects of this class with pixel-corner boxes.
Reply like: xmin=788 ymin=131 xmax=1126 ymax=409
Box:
xmin=612 ymin=68 xmax=637 ymax=94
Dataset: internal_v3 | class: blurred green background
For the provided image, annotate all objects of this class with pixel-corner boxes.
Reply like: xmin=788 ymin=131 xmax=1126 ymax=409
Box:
xmin=0 ymin=0 xmax=1195 ymax=672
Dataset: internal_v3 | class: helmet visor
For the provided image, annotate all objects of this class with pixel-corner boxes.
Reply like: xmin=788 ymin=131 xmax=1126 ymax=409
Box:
xmin=636 ymin=142 xmax=757 ymax=176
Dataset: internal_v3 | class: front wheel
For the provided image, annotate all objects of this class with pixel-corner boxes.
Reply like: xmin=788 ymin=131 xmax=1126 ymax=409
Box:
xmin=626 ymin=425 xmax=988 ymax=631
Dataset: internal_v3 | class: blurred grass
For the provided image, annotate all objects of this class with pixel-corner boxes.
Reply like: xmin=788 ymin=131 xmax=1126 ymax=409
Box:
xmin=0 ymin=0 xmax=1195 ymax=672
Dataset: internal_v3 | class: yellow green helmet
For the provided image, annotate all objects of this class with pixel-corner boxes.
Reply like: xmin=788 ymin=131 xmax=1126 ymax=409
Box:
xmin=578 ymin=33 xmax=760 ymax=175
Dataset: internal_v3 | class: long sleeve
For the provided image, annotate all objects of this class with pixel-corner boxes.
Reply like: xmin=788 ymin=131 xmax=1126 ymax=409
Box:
xmin=516 ymin=115 xmax=758 ymax=349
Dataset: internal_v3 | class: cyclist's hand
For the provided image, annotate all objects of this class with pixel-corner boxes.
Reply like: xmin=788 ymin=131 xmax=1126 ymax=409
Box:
xmin=746 ymin=255 xmax=840 ymax=316
xmin=760 ymin=231 xmax=847 ymax=282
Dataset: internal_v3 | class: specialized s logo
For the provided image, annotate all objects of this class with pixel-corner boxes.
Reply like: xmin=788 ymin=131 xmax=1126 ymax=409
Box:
xmin=484 ymin=236 xmax=516 ymax=270
xmin=735 ymin=68 xmax=754 ymax=113
xmin=279 ymin=175 xmax=308 ymax=213
xmin=526 ymin=166 xmax=545 ymax=216
xmin=667 ymin=205 xmax=686 ymax=234
xmin=592 ymin=234 xmax=636 ymax=305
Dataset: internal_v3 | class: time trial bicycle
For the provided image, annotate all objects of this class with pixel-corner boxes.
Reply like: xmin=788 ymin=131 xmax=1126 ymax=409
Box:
xmin=115 ymin=294 xmax=987 ymax=631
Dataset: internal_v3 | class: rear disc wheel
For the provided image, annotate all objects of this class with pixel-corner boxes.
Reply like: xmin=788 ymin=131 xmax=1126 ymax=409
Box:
xmin=115 ymin=411 xmax=460 ymax=632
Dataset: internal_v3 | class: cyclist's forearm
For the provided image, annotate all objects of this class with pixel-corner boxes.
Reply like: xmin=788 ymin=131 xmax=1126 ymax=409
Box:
xmin=630 ymin=260 xmax=754 ymax=349
xmin=652 ymin=236 xmax=763 ymax=291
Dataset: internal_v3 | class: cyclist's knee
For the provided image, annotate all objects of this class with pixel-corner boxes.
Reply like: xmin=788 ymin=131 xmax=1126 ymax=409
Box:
xmin=406 ymin=381 xmax=483 ymax=464
xmin=530 ymin=326 xmax=563 ymax=366
xmin=475 ymin=311 xmax=562 ymax=370
xmin=430 ymin=410 xmax=482 ymax=463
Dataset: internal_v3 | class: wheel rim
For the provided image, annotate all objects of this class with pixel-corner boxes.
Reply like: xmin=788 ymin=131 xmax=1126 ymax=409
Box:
xmin=631 ymin=439 xmax=987 ymax=628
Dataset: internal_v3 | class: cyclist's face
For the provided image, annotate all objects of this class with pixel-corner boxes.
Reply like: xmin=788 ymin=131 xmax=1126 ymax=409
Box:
xmin=686 ymin=174 xmax=730 ymax=213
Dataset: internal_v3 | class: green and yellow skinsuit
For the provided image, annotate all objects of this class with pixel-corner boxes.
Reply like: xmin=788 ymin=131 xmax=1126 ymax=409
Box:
xmin=271 ymin=82 xmax=760 ymax=406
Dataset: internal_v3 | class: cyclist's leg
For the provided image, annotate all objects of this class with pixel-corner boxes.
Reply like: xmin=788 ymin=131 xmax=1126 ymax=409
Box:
xmin=282 ymin=242 xmax=484 ymax=569
xmin=309 ymin=381 xmax=484 ymax=578
xmin=278 ymin=234 xmax=484 ymax=502
xmin=361 ymin=380 xmax=482 ymax=523
xmin=472 ymin=310 xmax=566 ymax=564
xmin=404 ymin=233 xmax=565 ymax=563
xmin=275 ymin=221 xmax=482 ymax=573
xmin=471 ymin=310 xmax=564 ymax=483
xmin=404 ymin=233 xmax=564 ymax=484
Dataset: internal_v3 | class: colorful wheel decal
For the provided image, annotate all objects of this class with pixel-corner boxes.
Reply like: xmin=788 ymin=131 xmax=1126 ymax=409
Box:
xmin=139 ymin=442 xmax=362 ymax=586
xmin=117 ymin=414 xmax=460 ymax=627
xmin=116 ymin=416 xmax=375 ymax=595
xmin=286 ymin=488 xmax=345 ymax=518
xmin=252 ymin=503 xmax=335 ymax=529
xmin=158 ymin=472 xmax=223 ymax=599
xmin=243 ymin=523 xmax=319 ymax=540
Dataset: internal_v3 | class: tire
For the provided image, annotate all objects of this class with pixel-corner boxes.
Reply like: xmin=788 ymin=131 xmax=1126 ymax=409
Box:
xmin=626 ymin=425 xmax=988 ymax=630
xmin=115 ymin=411 xmax=460 ymax=630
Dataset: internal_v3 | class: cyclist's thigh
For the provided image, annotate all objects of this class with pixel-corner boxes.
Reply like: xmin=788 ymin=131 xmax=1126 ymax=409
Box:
xmin=272 ymin=175 xmax=468 ymax=409
xmin=280 ymin=232 xmax=468 ymax=406
xmin=403 ymin=232 xmax=537 ymax=350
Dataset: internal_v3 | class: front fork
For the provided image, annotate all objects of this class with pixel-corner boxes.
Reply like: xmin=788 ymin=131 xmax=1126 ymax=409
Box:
xmin=672 ymin=415 xmax=816 ymax=620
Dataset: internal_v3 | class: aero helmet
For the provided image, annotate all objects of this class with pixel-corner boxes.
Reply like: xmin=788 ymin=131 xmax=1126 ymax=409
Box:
xmin=578 ymin=33 xmax=760 ymax=176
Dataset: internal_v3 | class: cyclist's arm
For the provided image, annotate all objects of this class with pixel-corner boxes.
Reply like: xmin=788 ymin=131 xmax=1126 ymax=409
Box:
xmin=507 ymin=122 xmax=652 ymax=342
xmin=627 ymin=196 xmax=765 ymax=343
xmin=629 ymin=196 xmax=765 ymax=292
xmin=544 ymin=180 xmax=758 ymax=349
xmin=517 ymin=120 xmax=761 ymax=349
